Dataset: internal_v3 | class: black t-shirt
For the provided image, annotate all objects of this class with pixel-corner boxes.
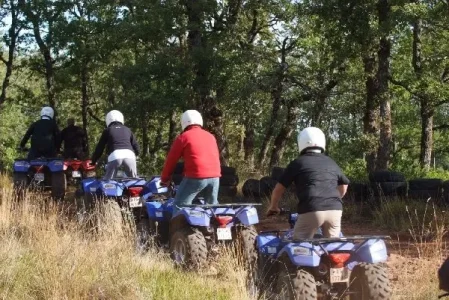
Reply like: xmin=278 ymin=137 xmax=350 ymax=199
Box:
xmin=279 ymin=152 xmax=350 ymax=214
xmin=91 ymin=122 xmax=140 ymax=164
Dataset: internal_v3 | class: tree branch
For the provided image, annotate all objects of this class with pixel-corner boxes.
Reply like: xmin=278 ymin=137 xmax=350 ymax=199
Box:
xmin=433 ymin=124 xmax=449 ymax=130
xmin=388 ymin=76 xmax=415 ymax=95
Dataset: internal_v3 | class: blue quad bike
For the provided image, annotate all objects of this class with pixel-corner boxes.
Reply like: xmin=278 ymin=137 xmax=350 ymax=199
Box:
xmin=13 ymin=149 xmax=66 ymax=200
xmin=77 ymin=171 xmax=147 ymax=231
xmin=256 ymin=212 xmax=392 ymax=299
xmin=139 ymin=176 xmax=261 ymax=270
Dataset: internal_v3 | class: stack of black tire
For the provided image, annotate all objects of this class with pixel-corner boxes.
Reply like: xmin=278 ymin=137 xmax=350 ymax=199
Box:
xmin=368 ymin=171 xmax=407 ymax=201
xmin=241 ymin=166 xmax=291 ymax=202
xmin=408 ymin=178 xmax=443 ymax=202
xmin=172 ymin=162 xmax=239 ymax=198
xmin=343 ymin=181 xmax=369 ymax=202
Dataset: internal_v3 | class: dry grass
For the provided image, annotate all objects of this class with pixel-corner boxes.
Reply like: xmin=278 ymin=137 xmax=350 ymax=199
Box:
xmin=0 ymin=174 xmax=252 ymax=300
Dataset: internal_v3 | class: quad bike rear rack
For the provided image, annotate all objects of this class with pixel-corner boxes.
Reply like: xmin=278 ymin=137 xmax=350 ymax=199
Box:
xmin=259 ymin=231 xmax=391 ymax=255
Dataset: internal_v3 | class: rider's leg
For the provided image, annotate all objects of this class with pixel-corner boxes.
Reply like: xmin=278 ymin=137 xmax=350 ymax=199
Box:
xmin=103 ymin=159 xmax=122 ymax=180
xmin=203 ymin=177 xmax=219 ymax=206
xmin=292 ymin=211 xmax=326 ymax=240
xmin=122 ymin=157 xmax=137 ymax=177
xmin=320 ymin=210 xmax=342 ymax=238
xmin=172 ymin=177 xmax=206 ymax=215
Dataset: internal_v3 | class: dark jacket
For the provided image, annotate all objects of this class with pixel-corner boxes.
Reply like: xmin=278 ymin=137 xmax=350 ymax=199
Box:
xmin=61 ymin=125 xmax=87 ymax=158
xmin=20 ymin=118 xmax=61 ymax=154
xmin=91 ymin=122 xmax=139 ymax=164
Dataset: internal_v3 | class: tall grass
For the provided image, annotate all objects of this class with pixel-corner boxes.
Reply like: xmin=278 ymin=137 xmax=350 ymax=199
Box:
xmin=0 ymin=175 xmax=251 ymax=300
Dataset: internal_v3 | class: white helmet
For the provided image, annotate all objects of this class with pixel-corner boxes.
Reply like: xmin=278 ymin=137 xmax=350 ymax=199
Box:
xmin=181 ymin=110 xmax=203 ymax=130
xmin=40 ymin=106 xmax=54 ymax=119
xmin=297 ymin=127 xmax=326 ymax=153
xmin=105 ymin=110 xmax=124 ymax=127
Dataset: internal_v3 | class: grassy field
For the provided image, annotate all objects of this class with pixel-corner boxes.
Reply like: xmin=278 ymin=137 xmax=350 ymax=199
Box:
xmin=0 ymin=173 xmax=448 ymax=299
xmin=0 ymin=175 xmax=251 ymax=300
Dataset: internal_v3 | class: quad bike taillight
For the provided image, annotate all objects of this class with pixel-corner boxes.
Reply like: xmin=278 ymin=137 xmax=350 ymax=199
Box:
xmin=328 ymin=253 xmax=351 ymax=268
xmin=128 ymin=187 xmax=143 ymax=197
xmin=215 ymin=216 xmax=233 ymax=228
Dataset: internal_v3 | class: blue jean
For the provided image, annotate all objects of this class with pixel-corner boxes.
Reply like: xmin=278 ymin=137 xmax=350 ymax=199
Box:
xmin=173 ymin=177 xmax=220 ymax=214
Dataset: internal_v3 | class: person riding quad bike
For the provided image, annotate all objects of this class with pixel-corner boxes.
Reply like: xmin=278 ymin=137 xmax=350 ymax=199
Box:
xmin=19 ymin=106 xmax=61 ymax=159
xmin=90 ymin=110 xmax=140 ymax=180
xmin=160 ymin=110 xmax=221 ymax=214
xmin=267 ymin=126 xmax=350 ymax=239
xmin=60 ymin=118 xmax=88 ymax=159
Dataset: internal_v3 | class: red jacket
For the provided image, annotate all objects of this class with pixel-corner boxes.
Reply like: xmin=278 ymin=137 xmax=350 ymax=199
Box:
xmin=161 ymin=126 xmax=221 ymax=182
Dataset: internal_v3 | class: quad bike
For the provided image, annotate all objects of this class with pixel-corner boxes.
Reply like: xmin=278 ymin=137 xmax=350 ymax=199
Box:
xmin=140 ymin=176 xmax=261 ymax=270
xmin=77 ymin=170 xmax=146 ymax=231
xmin=13 ymin=148 xmax=66 ymax=200
xmin=64 ymin=159 xmax=96 ymax=185
xmin=256 ymin=210 xmax=392 ymax=299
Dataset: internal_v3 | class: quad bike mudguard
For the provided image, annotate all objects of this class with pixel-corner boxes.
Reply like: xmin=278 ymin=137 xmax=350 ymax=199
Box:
xmin=13 ymin=160 xmax=31 ymax=172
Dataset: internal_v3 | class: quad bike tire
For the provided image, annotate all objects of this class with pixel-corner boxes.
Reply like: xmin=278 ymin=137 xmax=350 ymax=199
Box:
xmin=13 ymin=172 xmax=28 ymax=200
xmin=236 ymin=226 xmax=258 ymax=270
xmin=169 ymin=227 xmax=207 ymax=270
xmin=368 ymin=171 xmax=406 ymax=183
xmin=350 ymin=263 xmax=392 ymax=300
xmin=276 ymin=266 xmax=317 ymax=299
xmin=51 ymin=171 xmax=67 ymax=200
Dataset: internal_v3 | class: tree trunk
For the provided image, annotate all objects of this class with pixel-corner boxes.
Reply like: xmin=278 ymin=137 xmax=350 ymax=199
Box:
xmin=258 ymin=80 xmax=282 ymax=167
xmin=412 ymin=2 xmax=433 ymax=169
xmin=19 ymin=0 xmax=56 ymax=107
xmin=81 ymin=62 xmax=90 ymax=155
xmin=168 ymin=110 xmax=177 ymax=149
xmin=184 ymin=0 xmax=228 ymax=164
xmin=362 ymin=51 xmax=379 ymax=174
xmin=0 ymin=0 xmax=20 ymax=107
xmin=141 ymin=117 xmax=149 ymax=158
xmin=375 ymin=0 xmax=392 ymax=171
xmin=203 ymin=102 xmax=229 ymax=165
xmin=420 ymin=101 xmax=433 ymax=168
xmin=243 ymin=121 xmax=255 ymax=168
xmin=269 ymin=104 xmax=298 ymax=168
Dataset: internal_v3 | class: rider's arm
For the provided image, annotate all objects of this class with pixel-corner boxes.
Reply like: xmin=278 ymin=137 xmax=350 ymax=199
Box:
xmin=337 ymin=185 xmax=348 ymax=198
xmin=20 ymin=123 xmax=35 ymax=148
xmin=337 ymin=169 xmax=350 ymax=199
xmin=268 ymin=183 xmax=286 ymax=212
xmin=91 ymin=129 xmax=108 ymax=164
xmin=161 ymin=136 xmax=183 ymax=183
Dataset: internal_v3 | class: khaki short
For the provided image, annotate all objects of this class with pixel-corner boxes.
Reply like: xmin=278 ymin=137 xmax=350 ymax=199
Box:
xmin=293 ymin=210 xmax=342 ymax=240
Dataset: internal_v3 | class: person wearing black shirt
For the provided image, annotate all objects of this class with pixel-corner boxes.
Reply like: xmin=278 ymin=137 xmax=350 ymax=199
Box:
xmin=90 ymin=110 xmax=140 ymax=180
xmin=267 ymin=127 xmax=350 ymax=239
xmin=60 ymin=118 xmax=88 ymax=159
xmin=20 ymin=106 xmax=61 ymax=159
